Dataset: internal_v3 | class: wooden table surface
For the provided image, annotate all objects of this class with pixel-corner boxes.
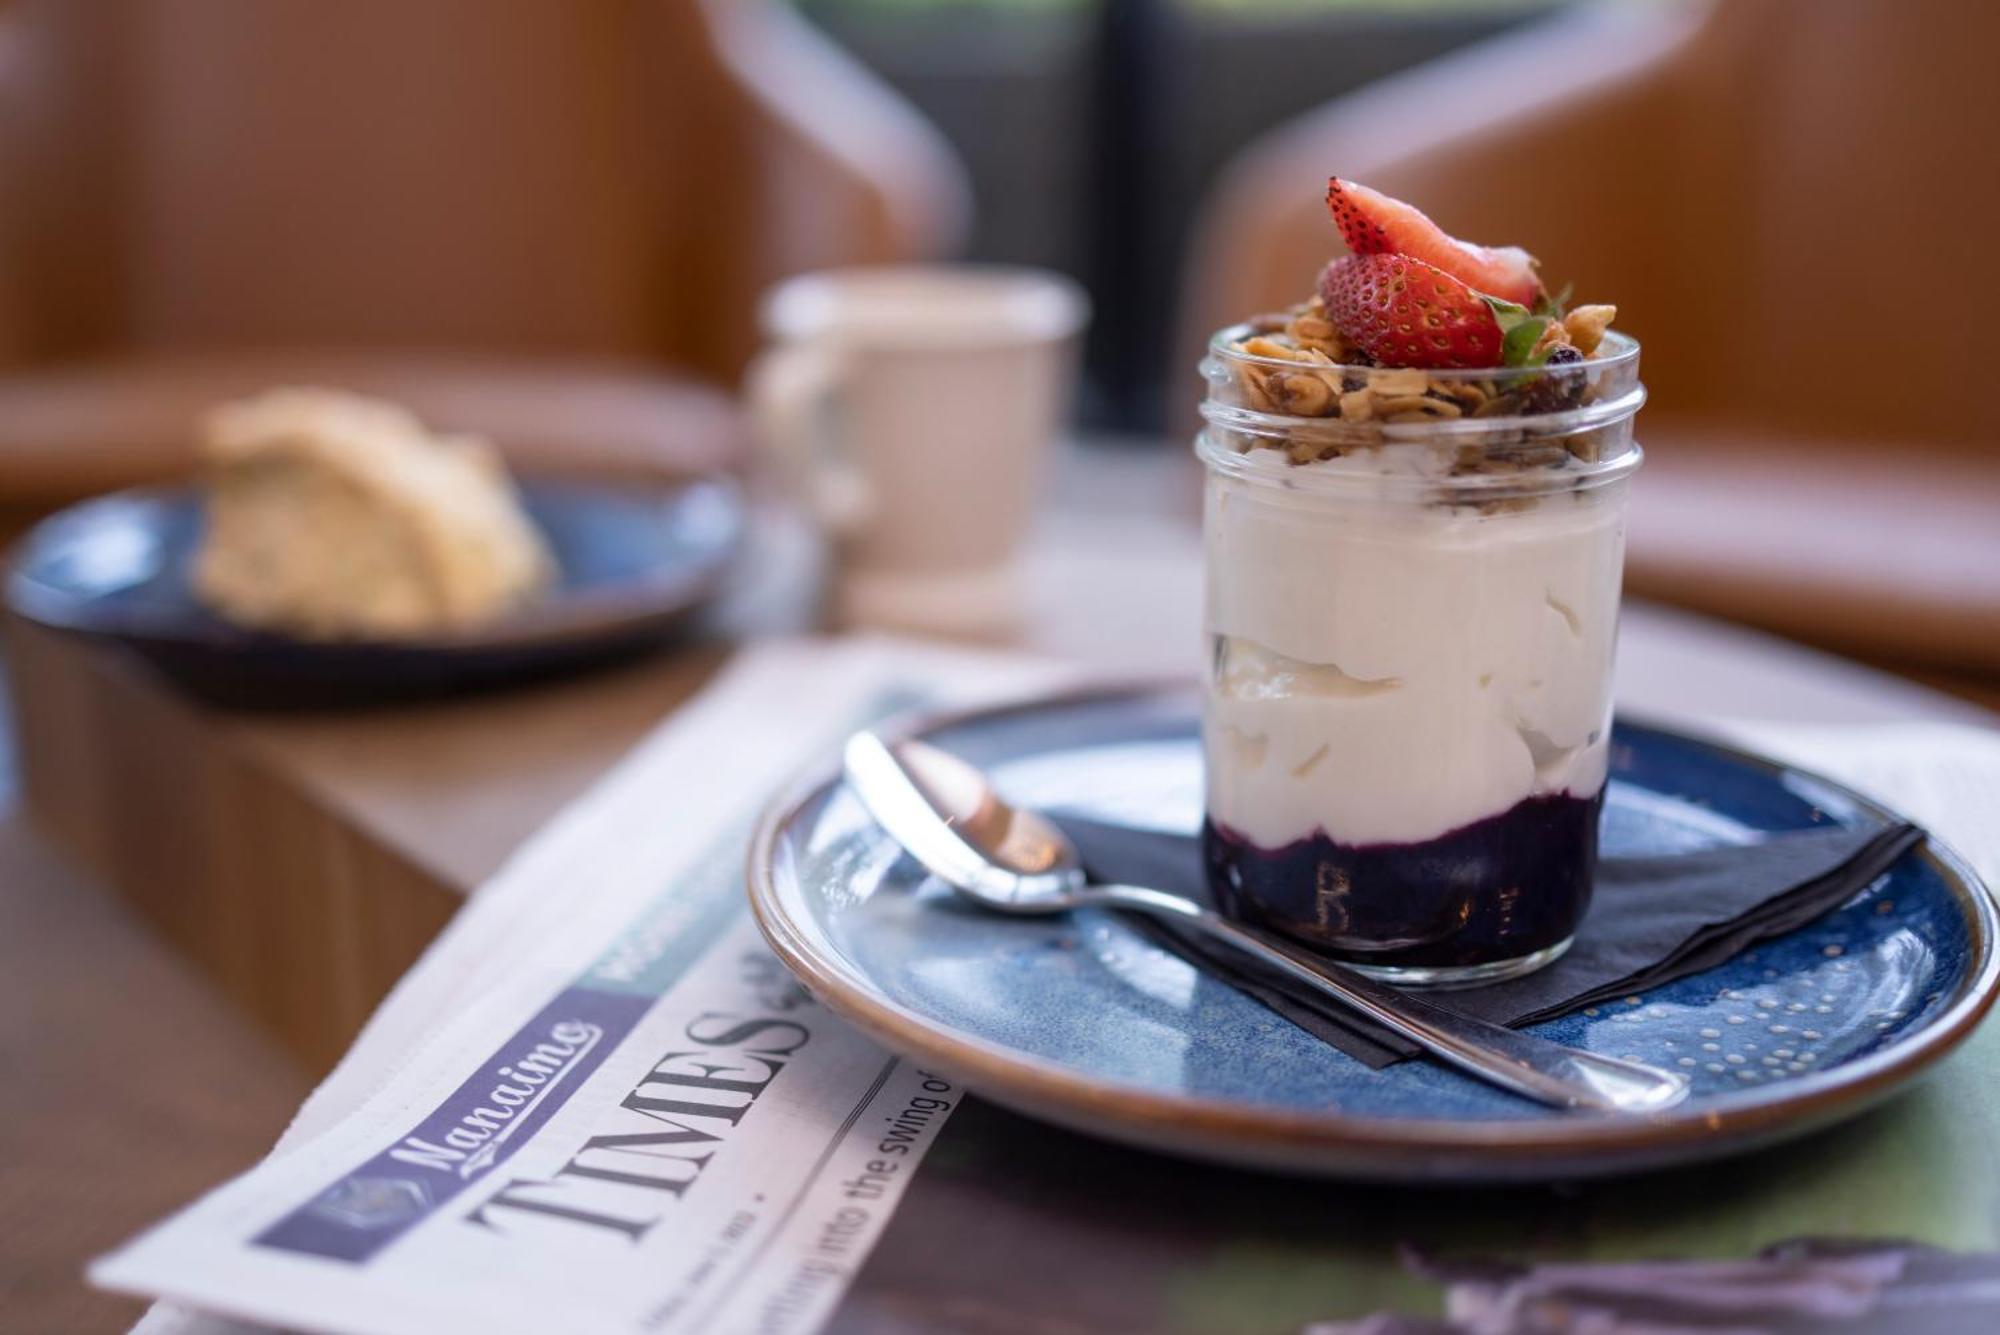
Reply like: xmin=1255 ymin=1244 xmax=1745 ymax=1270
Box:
xmin=6 ymin=445 xmax=1998 ymax=1332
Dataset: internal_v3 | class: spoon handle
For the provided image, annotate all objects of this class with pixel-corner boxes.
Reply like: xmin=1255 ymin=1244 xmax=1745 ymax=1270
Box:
xmin=1090 ymin=883 xmax=1688 ymax=1114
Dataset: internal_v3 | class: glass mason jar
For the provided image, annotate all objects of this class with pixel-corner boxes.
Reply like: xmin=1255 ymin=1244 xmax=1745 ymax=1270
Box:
xmin=1197 ymin=325 xmax=1645 ymax=987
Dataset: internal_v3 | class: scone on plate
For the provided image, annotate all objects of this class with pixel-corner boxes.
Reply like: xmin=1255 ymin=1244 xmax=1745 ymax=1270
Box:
xmin=192 ymin=388 xmax=553 ymax=640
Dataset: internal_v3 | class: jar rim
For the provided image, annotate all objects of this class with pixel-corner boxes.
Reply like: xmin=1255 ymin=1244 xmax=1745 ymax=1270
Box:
xmin=1207 ymin=322 xmax=1641 ymax=380
xmin=1200 ymin=318 xmax=1645 ymax=466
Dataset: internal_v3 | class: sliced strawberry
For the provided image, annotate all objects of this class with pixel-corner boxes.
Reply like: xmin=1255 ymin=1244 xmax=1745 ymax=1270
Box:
xmin=1318 ymin=253 xmax=1504 ymax=369
xmin=1326 ymin=177 xmax=1542 ymax=307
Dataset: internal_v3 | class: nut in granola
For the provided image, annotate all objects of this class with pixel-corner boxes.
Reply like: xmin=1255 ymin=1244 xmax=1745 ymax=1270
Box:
xmin=1366 ymin=367 xmax=1429 ymax=398
xmin=1266 ymin=367 xmax=1336 ymax=416
xmin=1428 ymin=376 xmax=1492 ymax=413
xmin=1284 ymin=300 xmax=1359 ymax=362
xmin=1563 ymin=304 xmax=1616 ymax=357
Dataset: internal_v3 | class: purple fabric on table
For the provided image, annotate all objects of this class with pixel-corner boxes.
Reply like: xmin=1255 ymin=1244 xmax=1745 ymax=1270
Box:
xmin=1307 ymin=1238 xmax=2000 ymax=1334
xmin=1051 ymin=813 xmax=1925 ymax=1068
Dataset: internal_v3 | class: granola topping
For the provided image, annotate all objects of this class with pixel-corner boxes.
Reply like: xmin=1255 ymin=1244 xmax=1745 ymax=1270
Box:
xmin=1212 ymin=177 xmax=1631 ymax=474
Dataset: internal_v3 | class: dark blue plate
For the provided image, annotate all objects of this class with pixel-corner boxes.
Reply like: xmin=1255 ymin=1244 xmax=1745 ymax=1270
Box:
xmin=5 ymin=478 xmax=743 ymax=707
xmin=749 ymin=685 xmax=2000 ymax=1181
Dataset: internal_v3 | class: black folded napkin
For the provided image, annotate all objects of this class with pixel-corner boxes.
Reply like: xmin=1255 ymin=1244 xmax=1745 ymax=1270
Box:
xmin=1052 ymin=813 xmax=1925 ymax=1068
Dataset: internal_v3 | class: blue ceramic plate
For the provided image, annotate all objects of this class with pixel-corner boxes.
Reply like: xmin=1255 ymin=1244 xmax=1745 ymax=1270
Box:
xmin=5 ymin=478 xmax=743 ymax=707
xmin=749 ymin=685 xmax=2000 ymax=1181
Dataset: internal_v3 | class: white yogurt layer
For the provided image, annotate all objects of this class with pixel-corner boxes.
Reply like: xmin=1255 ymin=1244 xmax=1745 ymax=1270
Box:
xmin=1203 ymin=444 xmax=1627 ymax=849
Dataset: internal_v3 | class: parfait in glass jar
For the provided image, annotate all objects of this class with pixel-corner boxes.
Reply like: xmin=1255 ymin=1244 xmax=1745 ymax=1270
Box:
xmin=1199 ymin=178 xmax=1644 ymax=987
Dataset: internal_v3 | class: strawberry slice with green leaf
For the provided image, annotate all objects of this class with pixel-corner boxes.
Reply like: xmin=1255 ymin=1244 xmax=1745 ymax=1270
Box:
xmin=1326 ymin=177 xmax=1543 ymax=307
xmin=1320 ymin=253 xmax=1554 ymax=369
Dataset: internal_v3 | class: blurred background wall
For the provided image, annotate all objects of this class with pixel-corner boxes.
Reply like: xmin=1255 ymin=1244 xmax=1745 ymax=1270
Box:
xmin=798 ymin=0 xmax=2000 ymax=695
xmin=0 ymin=0 xmax=1995 ymax=691
xmin=801 ymin=0 xmax=1558 ymax=432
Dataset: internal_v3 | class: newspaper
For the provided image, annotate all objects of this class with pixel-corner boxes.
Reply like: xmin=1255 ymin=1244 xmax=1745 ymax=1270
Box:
xmin=94 ymin=638 xmax=1070 ymax=1335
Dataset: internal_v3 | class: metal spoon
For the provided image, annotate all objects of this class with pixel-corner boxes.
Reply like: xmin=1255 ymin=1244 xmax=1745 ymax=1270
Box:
xmin=843 ymin=730 xmax=1689 ymax=1115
